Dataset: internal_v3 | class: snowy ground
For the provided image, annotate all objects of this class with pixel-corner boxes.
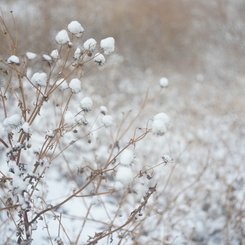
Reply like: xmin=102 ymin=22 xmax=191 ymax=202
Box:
xmin=0 ymin=1 xmax=245 ymax=244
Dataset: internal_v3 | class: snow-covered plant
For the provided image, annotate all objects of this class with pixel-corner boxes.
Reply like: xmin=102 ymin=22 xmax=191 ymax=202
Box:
xmin=0 ymin=16 xmax=171 ymax=245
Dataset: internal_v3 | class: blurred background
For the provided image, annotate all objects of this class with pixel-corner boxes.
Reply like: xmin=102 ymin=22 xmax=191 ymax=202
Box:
xmin=1 ymin=0 xmax=245 ymax=185
xmin=1 ymin=0 xmax=245 ymax=81
xmin=1 ymin=0 xmax=244 ymax=164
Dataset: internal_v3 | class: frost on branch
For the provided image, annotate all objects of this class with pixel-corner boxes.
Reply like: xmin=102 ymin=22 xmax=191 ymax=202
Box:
xmin=68 ymin=20 xmax=84 ymax=37
xmin=100 ymin=37 xmax=115 ymax=55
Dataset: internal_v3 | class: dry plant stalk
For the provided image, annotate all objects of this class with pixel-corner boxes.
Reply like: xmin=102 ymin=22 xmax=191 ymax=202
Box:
xmin=0 ymin=13 xmax=170 ymax=245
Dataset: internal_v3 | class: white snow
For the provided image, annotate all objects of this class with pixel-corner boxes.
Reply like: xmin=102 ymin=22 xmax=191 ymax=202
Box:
xmin=43 ymin=54 xmax=52 ymax=62
xmin=74 ymin=48 xmax=81 ymax=60
xmin=68 ymin=21 xmax=84 ymax=37
xmin=3 ymin=114 xmax=22 ymax=133
xmin=100 ymin=106 xmax=108 ymax=115
xmin=31 ymin=72 xmax=48 ymax=87
xmin=50 ymin=49 xmax=59 ymax=59
xmin=101 ymin=115 xmax=113 ymax=127
xmin=154 ymin=112 xmax=170 ymax=126
xmin=80 ymin=97 xmax=93 ymax=111
xmin=152 ymin=112 xmax=169 ymax=135
xmin=113 ymin=181 xmax=124 ymax=191
xmin=75 ymin=114 xmax=86 ymax=124
xmin=69 ymin=78 xmax=81 ymax=93
xmin=152 ymin=119 xmax=167 ymax=135
xmin=100 ymin=37 xmax=115 ymax=55
xmin=162 ymin=154 xmax=172 ymax=163
xmin=26 ymin=52 xmax=36 ymax=60
xmin=7 ymin=55 xmax=20 ymax=64
xmin=46 ymin=129 xmax=54 ymax=137
xmin=56 ymin=78 xmax=68 ymax=91
xmin=64 ymin=111 xmax=76 ymax=126
xmin=55 ymin=29 xmax=70 ymax=44
xmin=94 ymin=53 xmax=106 ymax=65
xmin=83 ymin=38 xmax=97 ymax=52
xmin=120 ymin=149 xmax=135 ymax=166
xmin=115 ymin=166 xmax=134 ymax=186
xmin=22 ymin=122 xmax=30 ymax=133
xmin=159 ymin=77 xmax=169 ymax=88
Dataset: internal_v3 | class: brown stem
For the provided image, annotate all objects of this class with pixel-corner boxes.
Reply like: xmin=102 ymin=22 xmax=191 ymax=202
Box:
xmin=86 ymin=184 xmax=157 ymax=245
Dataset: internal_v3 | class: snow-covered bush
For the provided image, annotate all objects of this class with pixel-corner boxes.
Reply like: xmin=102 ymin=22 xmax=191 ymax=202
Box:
xmin=0 ymin=17 xmax=171 ymax=244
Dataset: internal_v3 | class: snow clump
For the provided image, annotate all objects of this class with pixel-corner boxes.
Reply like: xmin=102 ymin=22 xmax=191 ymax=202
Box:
xmin=7 ymin=55 xmax=20 ymax=64
xmin=154 ymin=113 xmax=170 ymax=126
xmin=101 ymin=115 xmax=113 ymax=127
xmin=46 ymin=130 xmax=54 ymax=137
xmin=56 ymin=78 xmax=68 ymax=91
xmin=43 ymin=54 xmax=52 ymax=62
xmin=162 ymin=154 xmax=172 ymax=163
xmin=115 ymin=166 xmax=134 ymax=187
xmin=80 ymin=97 xmax=93 ymax=111
xmin=31 ymin=72 xmax=48 ymax=87
xmin=94 ymin=53 xmax=106 ymax=66
xmin=3 ymin=114 xmax=22 ymax=133
xmin=159 ymin=77 xmax=169 ymax=88
xmin=22 ymin=122 xmax=30 ymax=134
xmin=55 ymin=30 xmax=70 ymax=44
xmin=51 ymin=49 xmax=59 ymax=59
xmin=74 ymin=48 xmax=81 ymax=60
xmin=152 ymin=113 xmax=170 ymax=135
xmin=84 ymin=38 xmax=97 ymax=53
xmin=69 ymin=78 xmax=81 ymax=93
xmin=68 ymin=21 xmax=84 ymax=37
xmin=100 ymin=106 xmax=108 ymax=115
xmin=120 ymin=149 xmax=135 ymax=166
xmin=100 ymin=37 xmax=115 ymax=55
xmin=26 ymin=52 xmax=36 ymax=60
xmin=64 ymin=111 xmax=76 ymax=126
